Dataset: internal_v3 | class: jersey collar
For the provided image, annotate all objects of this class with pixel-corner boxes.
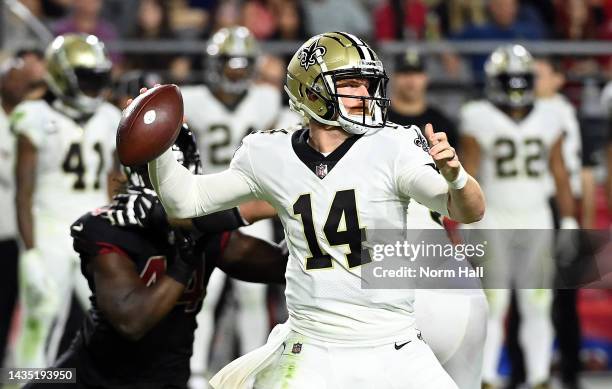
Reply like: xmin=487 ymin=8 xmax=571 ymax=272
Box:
xmin=291 ymin=128 xmax=362 ymax=180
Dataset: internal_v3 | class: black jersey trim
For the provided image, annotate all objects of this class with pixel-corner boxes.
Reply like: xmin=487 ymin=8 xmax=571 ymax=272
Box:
xmin=291 ymin=128 xmax=362 ymax=180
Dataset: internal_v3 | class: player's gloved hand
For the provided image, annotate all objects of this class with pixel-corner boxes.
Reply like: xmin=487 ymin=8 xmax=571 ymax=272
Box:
xmin=103 ymin=187 xmax=167 ymax=229
xmin=556 ymin=217 xmax=580 ymax=268
xmin=19 ymin=249 xmax=59 ymax=319
xmin=167 ymin=229 xmax=201 ymax=285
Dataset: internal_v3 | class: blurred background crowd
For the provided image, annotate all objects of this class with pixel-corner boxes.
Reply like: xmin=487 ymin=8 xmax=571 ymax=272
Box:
xmin=1 ymin=1 xmax=612 ymax=389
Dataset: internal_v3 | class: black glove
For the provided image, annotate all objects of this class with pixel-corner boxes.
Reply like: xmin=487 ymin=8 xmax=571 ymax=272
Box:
xmin=102 ymin=187 xmax=167 ymax=229
xmin=166 ymin=229 xmax=202 ymax=285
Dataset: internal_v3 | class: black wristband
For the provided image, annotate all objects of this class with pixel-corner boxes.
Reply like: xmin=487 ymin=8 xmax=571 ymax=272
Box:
xmin=166 ymin=258 xmax=194 ymax=286
xmin=192 ymin=207 xmax=246 ymax=234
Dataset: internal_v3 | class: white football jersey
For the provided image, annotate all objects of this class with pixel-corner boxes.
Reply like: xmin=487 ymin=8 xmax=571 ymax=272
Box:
xmin=182 ymin=84 xmax=281 ymax=173
xmin=230 ymin=124 xmax=445 ymax=345
xmin=11 ymin=100 xmax=120 ymax=225
xmin=536 ymin=95 xmax=582 ymax=197
xmin=460 ymin=100 xmax=563 ymax=214
xmin=0 ymin=105 xmax=17 ymax=240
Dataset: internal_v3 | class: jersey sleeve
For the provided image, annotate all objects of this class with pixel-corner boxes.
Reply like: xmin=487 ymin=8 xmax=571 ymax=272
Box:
xmin=393 ymin=126 xmax=449 ymax=216
xmin=10 ymin=101 xmax=47 ymax=147
xmin=229 ymin=134 xmax=264 ymax=198
xmin=102 ymin=103 xmax=122 ymax=152
xmin=181 ymin=86 xmax=204 ymax=125
xmin=458 ymin=102 xmax=480 ymax=138
xmin=255 ymin=85 xmax=282 ymax=130
xmin=149 ymin=145 xmax=256 ymax=219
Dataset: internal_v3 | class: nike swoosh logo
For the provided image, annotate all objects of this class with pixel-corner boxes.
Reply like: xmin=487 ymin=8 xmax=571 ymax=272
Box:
xmin=394 ymin=341 xmax=411 ymax=350
xmin=72 ymin=223 xmax=84 ymax=232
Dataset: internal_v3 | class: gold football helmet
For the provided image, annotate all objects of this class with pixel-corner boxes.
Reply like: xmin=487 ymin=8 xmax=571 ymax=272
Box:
xmin=204 ymin=26 xmax=259 ymax=95
xmin=45 ymin=34 xmax=112 ymax=114
xmin=485 ymin=44 xmax=535 ymax=108
xmin=285 ymin=32 xmax=389 ymax=135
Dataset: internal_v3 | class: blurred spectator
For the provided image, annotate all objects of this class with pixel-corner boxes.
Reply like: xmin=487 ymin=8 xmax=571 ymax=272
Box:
xmin=388 ymin=50 xmax=459 ymax=148
xmin=302 ymin=0 xmax=372 ymax=39
xmin=242 ymin=0 xmax=277 ymax=40
xmin=0 ymin=52 xmax=45 ymax=368
xmin=270 ymin=0 xmax=307 ymax=41
xmin=2 ymin=0 xmax=47 ymax=51
xmin=453 ymin=0 xmax=544 ymax=79
xmin=53 ymin=0 xmax=120 ymax=62
xmin=125 ymin=0 xmax=187 ymax=83
xmin=210 ymin=0 xmax=242 ymax=32
xmin=41 ymin=0 xmax=72 ymax=20
xmin=431 ymin=0 xmax=486 ymax=38
xmin=14 ymin=49 xmax=47 ymax=100
xmin=555 ymin=0 xmax=612 ymax=76
xmin=53 ymin=0 xmax=117 ymax=41
xmin=374 ymin=0 xmax=428 ymax=41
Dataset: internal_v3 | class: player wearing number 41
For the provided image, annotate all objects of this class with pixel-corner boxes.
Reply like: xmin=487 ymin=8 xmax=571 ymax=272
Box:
xmin=459 ymin=45 xmax=578 ymax=389
xmin=146 ymin=31 xmax=484 ymax=389
xmin=11 ymin=34 xmax=121 ymax=369
xmin=180 ymin=26 xmax=282 ymax=386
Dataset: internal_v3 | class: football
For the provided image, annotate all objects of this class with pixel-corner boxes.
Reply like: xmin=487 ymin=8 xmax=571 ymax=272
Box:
xmin=116 ymin=84 xmax=184 ymax=166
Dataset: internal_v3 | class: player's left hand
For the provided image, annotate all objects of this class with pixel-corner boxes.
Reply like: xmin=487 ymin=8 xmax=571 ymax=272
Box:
xmin=103 ymin=187 xmax=167 ymax=229
xmin=424 ymin=123 xmax=460 ymax=182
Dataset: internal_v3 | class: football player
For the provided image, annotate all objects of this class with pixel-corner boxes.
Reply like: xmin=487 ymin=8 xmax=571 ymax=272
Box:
xmin=388 ymin=52 xmax=488 ymax=389
xmin=23 ymin=125 xmax=287 ymax=389
xmin=459 ymin=45 xmax=577 ymax=389
xmin=180 ymin=26 xmax=282 ymax=382
xmin=12 ymin=34 xmax=121 ymax=368
xmin=146 ymin=32 xmax=485 ymax=388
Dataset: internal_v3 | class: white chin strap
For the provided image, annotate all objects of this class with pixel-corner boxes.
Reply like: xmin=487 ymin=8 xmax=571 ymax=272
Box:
xmin=338 ymin=116 xmax=371 ymax=135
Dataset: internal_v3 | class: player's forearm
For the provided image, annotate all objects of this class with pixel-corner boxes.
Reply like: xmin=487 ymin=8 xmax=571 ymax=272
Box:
xmin=16 ymin=200 xmax=34 ymax=249
xmin=148 ymin=148 xmax=254 ymax=219
xmin=581 ymin=168 xmax=596 ymax=228
xmin=109 ymin=278 xmax=185 ymax=341
xmin=217 ymin=232 xmax=287 ymax=283
xmin=552 ymin=164 xmax=576 ymax=219
xmin=447 ymin=176 xmax=485 ymax=223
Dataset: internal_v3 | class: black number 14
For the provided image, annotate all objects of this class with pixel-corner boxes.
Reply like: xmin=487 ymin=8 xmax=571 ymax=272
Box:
xmin=293 ymin=189 xmax=371 ymax=270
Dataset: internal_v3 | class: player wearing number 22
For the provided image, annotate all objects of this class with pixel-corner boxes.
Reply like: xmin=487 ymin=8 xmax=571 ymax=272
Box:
xmin=11 ymin=34 xmax=121 ymax=369
xmin=148 ymin=32 xmax=485 ymax=388
xmin=459 ymin=45 xmax=577 ymax=388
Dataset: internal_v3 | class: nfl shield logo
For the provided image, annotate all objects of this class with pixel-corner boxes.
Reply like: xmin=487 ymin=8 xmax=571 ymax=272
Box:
xmin=291 ymin=342 xmax=302 ymax=354
xmin=315 ymin=163 xmax=328 ymax=179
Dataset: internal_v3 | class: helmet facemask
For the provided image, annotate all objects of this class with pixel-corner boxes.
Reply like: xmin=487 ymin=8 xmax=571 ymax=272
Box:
xmin=485 ymin=45 xmax=535 ymax=109
xmin=45 ymin=34 xmax=112 ymax=116
xmin=205 ymin=54 xmax=256 ymax=95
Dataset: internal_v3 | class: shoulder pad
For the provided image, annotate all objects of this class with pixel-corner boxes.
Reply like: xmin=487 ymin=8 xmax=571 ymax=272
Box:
xmin=71 ymin=211 xmax=154 ymax=260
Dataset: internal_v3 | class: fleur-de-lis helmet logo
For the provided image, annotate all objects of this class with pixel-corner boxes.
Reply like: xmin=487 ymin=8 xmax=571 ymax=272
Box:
xmin=299 ymin=40 xmax=327 ymax=70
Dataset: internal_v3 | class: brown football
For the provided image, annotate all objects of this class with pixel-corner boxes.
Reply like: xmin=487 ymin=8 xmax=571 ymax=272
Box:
xmin=116 ymin=84 xmax=183 ymax=166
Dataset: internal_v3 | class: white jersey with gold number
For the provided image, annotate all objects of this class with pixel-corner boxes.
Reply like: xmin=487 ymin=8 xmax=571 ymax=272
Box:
xmin=230 ymin=124 xmax=446 ymax=346
xmin=182 ymin=84 xmax=281 ymax=173
xmin=11 ymin=100 xmax=120 ymax=225
xmin=460 ymin=100 xmax=562 ymax=222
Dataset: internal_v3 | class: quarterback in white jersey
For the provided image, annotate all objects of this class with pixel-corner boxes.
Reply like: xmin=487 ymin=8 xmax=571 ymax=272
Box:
xmin=147 ymin=32 xmax=485 ymax=388
xmin=12 ymin=34 xmax=120 ymax=368
xmin=459 ymin=45 xmax=576 ymax=388
xmin=181 ymin=27 xmax=281 ymax=386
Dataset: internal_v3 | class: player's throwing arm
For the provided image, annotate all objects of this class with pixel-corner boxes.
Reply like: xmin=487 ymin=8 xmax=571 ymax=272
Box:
xmin=422 ymin=123 xmax=485 ymax=223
